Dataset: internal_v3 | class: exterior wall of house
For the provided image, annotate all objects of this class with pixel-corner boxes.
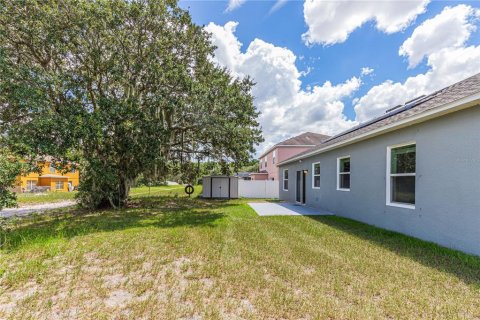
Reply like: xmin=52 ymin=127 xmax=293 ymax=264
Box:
xmin=278 ymin=106 xmax=480 ymax=256
xmin=16 ymin=161 xmax=80 ymax=192
xmin=259 ymin=146 xmax=313 ymax=181
xmin=38 ymin=177 xmax=69 ymax=192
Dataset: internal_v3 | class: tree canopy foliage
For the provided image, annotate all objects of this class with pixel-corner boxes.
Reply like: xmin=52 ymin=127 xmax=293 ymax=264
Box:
xmin=0 ymin=0 xmax=263 ymax=208
xmin=0 ymin=148 xmax=24 ymax=210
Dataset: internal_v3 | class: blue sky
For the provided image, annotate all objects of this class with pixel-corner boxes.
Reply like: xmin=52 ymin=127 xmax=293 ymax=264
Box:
xmin=179 ymin=0 xmax=480 ymax=154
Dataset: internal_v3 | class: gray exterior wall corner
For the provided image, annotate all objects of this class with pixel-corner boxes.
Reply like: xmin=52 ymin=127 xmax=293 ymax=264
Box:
xmin=278 ymin=106 xmax=480 ymax=256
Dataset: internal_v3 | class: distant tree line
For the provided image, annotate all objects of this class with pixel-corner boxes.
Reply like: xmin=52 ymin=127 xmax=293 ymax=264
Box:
xmin=134 ymin=159 xmax=260 ymax=186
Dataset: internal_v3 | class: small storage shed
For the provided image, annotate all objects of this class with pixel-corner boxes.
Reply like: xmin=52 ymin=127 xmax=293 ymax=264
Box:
xmin=202 ymin=176 xmax=239 ymax=199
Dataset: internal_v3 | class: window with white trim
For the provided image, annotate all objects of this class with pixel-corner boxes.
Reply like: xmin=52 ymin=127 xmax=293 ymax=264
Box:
xmin=337 ymin=156 xmax=350 ymax=190
xmin=272 ymin=150 xmax=276 ymax=164
xmin=283 ymin=169 xmax=288 ymax=191
xmin=55 ymin=181 xmax=64 ymax=190
xmin=264 ymin=156 xmax=268 ymax=168
xmin=49 ymin=163 xmax=55 ymax=173
xmin=312 ymin=162 xmax=320 ymax=189
xmin=387 ymin=143 xmax=416 ymax=207
xmin=26 ymin=180 xmax=37 ymax=191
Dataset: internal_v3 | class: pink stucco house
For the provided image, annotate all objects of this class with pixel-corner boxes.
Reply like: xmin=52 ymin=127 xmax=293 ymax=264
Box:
xmin=250 ymin=132 xmax=329 ymax=181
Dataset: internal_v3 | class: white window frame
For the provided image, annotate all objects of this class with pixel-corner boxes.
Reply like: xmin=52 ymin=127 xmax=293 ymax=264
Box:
xmin=26 ymin=180 xmax=37 ymax=191
xmin=337 ymin=156 xmax=351 ymax=191
xmin=283 ymin=169 xmax=289 ymax=191
xmin=272 ymin=150 xmax=276 ymax=164
xmin=386 ymin=142 xmax=416 ymax=209
xmin=49 ymin=163 xmax=55 ymax=173
xmin=264 ymin=156 xmax=268 ymax=168
xmin=312 ymin=162 xmax=320 ymax=189
xmin=55 ymin=181 xmax=64 ymax=190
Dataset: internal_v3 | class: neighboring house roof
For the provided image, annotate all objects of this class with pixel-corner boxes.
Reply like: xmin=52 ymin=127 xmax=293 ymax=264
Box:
xmin=259 ymin=132 xmax=330 ymax=158
xmin=280 ymin=73 xmax=480 ymax=166
xmin=235 ymin=172 xmax=253 ymax=178
xmin=250 ymin=171 xmax=268 ymax=175
xmin=30 ymin=155 xmax=79 ymax=166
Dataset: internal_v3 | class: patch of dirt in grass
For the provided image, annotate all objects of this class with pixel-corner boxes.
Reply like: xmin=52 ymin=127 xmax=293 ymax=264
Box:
xmin=0 ymin=281 xmax=38 ymax=315
xmin=102 ymin=274 xmax=127 ymax=288
xmin=199 ymin=277 xmax=214 ymax=289
xmin=142 ymin=261 xmax=152 ymax=271
xmin=302 ymin=266 xmax=315 ymax=275
xmin=104 ymin=289 xmax=134 ymax=308
xmin=134 ymin=291 xmax=152 ymax=302
xmin=240 ymin=298 xmax=256 ymax=313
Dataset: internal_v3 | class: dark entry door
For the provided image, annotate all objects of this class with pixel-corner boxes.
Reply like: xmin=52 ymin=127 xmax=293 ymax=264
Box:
xmin=302 ymin=170 xmax=307 ymax=204
xmin=296 ymin=171 xmax=301 ymax=203
xmin=296 ymin=170 xmax=307 ymax=204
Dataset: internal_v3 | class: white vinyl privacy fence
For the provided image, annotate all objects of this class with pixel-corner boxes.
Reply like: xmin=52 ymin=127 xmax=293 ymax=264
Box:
xmin=238 ymin=180 xmax=279 ymax=199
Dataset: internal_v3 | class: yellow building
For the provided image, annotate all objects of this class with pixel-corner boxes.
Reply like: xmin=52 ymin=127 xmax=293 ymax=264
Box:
xmin=16 ymin=160 xmax=80 ymax=193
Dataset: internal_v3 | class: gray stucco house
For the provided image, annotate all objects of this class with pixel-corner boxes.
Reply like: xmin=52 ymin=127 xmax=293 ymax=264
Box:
xmin=278 ymin=73 xmax=480 ymax=256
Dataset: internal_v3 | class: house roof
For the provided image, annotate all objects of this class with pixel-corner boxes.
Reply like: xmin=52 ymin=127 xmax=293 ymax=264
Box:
xmin=278 ymin=132 xmax=331 ymax=146
xmin=259 ymin=132 xmax=330 ymax=158
xmin=280 ymin=73 xmax=480 ymax=166
xmin=250 ymin=171 xmax=268 ymax=175
xmin=235 ymin=172 xmax=253 ymax=178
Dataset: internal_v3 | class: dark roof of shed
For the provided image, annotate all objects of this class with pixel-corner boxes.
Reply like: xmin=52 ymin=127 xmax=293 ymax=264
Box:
xmin=280 ymin=73 xmax=480 ymax=164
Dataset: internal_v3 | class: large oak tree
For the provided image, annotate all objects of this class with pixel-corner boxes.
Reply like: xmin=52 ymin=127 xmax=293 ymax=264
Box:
xmin=0 ymin=0 xmax=262 ymax=208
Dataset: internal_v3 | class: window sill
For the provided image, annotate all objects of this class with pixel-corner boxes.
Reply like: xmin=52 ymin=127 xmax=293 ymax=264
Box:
xmin=337 ymin=188 xmax=350 ymax=192
xmin=312 ymin=187 xmax=320 ymax=189
xmin=386 ymin=202 xmax=415 ymax=210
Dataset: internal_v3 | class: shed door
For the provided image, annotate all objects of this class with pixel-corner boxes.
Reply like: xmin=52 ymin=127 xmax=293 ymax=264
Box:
xmin=212 ymin=178 xmax=229 ymax=198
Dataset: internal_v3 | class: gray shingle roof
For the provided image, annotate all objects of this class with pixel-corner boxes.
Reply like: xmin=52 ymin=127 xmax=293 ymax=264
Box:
xmin=279 ymin=132 xmax=331 ymax=146
xmin=259 ymin=132 xmax=330 ymax=158
xmin=280 ymin=72 xmax=480 ymax=164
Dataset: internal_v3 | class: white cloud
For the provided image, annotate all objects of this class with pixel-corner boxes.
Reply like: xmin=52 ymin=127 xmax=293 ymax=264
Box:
xmin=205 ymin=21 xmax=361 ymax=154
xmin=354 ymin=5 xmax=480 ymax=122
xmin=302 ymin=0 xmax=429 ymax=45
xmin=399 ymin=5 xmax=480 ymax=68
xmin=226 ymin=0 xmax=246 ymax=12
xmin=269 ymin=0 xmax=288 ymax=14
xmin=300 ymin=66 xmax=313 ymax=77
xmin=361 ymin=67 xmax=374 ymax=76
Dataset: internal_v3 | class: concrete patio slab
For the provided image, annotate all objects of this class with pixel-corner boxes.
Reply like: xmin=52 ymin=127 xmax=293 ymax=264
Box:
xmin=248 ymin=202 xmax=334 ymax=216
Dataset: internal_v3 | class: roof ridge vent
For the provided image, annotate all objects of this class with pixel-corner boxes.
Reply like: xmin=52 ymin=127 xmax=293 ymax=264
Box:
xmin=385 ymin=104 xmax=403 ymax=113
xmin=404 ymin=94 xmax=426 ymax=105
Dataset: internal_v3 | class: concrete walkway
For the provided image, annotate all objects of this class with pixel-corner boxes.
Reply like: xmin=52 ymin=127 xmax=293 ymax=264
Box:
xmin=248 ymin=202 xmax=334 ymax=216
xmin=0 ymin=200 xmax=76 ymax=218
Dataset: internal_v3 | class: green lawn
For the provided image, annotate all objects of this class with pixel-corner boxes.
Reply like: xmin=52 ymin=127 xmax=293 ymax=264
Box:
xmin=16 ymin=185 xmax=186 ymax=205
xmin=1 ymin=191 xmax=479 ymax=319
xmin=16 ymin=191 xmax=77 ymax=205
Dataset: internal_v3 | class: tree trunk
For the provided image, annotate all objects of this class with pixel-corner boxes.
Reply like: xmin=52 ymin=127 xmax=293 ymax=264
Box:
xmin=118 ymin=174 xmax=131 ymax=208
